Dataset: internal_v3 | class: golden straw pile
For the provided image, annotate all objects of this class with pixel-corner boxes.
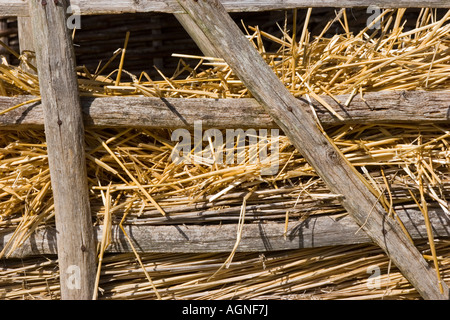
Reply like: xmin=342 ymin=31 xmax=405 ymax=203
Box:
xmin=0 ymin=8 xmax=449 ymax=300
xmin=0 ymin=8 xmax=449 ymax=100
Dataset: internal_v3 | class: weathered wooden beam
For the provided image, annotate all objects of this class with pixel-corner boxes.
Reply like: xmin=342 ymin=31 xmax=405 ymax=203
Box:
xmin=1 ymin=207 xmax=449 ymax=258
xmin=29 ymin=0 xmax=96 ymax=300
xmin=17 ymin=17 xmax=36 ymax=74
xmin=1 ymin=90 xmax=449 ymax=129
xmin=176 ymin=0 xmax=449 ymax=300
xmin=174 ymin=13 xmax=221 ymax=57
xmin=1 ymin=0 xmax=449 ymax=16
xmin=17 ymin=16 xmax=34 ymax=54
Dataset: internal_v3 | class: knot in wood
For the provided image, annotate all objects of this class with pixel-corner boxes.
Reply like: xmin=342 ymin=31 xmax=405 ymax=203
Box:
xmin=326 ymin=149 xmax=338 ymax=162
xmin=400 ymin=90 xmax=410 ymax=101
xmin=81 ymin=244 xmax=86 ymax=252
xmin=41 ymin=0 xmax=47 ymax=6
xmin=57 ymin=119 xmax=63 ymax=126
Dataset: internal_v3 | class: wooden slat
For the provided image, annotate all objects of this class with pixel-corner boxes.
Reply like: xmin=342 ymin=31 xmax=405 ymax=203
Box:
xmin=174 ymin=13 xmax=220 ymax=57
xmin=1 ymin=90 xmax=449 ymax=129
xmin=17 ymin=17 xmax=33 ymax=54
xmin=2 ymin=207 xmax=449 ymax=258
xmin=1 ymin=0 xmax=449 ymax=16
xmin=17 ymin=17 xmax=36 ymax=74
xmin=29 ymin=0 xmax=96 ymax=300
xmin=0 ymin=0 xmax=24 ymax=16
xmin=176 ymin=0 xmax=449 ymax=300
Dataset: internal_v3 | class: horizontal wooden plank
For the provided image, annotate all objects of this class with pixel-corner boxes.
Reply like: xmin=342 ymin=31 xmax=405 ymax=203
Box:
xmin=1 ymin=0 xmax=449 ymax=16
xmin=1 ymin=206 xmax=449 ymax=258
xmin=0 ymin=90 xmax=449 ymax=129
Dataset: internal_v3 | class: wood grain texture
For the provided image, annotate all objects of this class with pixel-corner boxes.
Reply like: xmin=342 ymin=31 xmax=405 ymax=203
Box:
xmin=176 ymin=0 xmax=449 ymax=299
xmin=2 ymin=207 xmax=449 ymax=257
xmin=17 ymin=16 xmax=34 ymax=53
xmin=1 ymin=0 xmax=450 ymax=16
xmin=174 ymin=13 xmax=221 ymax=57
xmin=1 ymin=90 xmax=449 ymax=129
xmin=17 ymin=17 xmax=36 ymax=74
xmin=29 ymin=0 xmax=96 ymax=300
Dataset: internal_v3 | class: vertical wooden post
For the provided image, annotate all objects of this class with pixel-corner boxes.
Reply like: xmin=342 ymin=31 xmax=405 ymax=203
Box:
xmin=176 ymin=0 xmax=449 ymax=300
xmin=29 ymin=0 xmax=96 ymax=300
xmin=17 ymin=17 xmax=36 ymax=73
xmin=17 ymin=16 xmax=34 ymax=53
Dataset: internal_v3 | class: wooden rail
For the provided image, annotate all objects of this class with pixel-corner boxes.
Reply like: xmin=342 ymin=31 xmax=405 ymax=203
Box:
xmin=1 ymin=90 xmax=449 ymax=129
xmin=1 ymin=0 xmax=450 ymax=16
xmin=2 ymin=206 xmax=449 ymax=258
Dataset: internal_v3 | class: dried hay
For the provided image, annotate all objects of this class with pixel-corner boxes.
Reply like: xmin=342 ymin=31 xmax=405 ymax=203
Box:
xmin=0 ymin=8 xmax=449 ymax=300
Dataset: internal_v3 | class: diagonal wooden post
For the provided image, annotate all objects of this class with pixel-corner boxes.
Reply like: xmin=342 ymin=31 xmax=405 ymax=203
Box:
xmin=29 ymin=0 xmax=96 ymax=299
xmin=174 ymin=13 xmax=220 ymax=58
xmin=175 ymin=0 xmax=449 ymax=300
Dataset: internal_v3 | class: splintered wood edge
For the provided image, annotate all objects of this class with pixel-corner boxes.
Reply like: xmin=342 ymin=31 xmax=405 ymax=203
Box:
xmin=0 ymin=90 xmax=449 ymax=130
xmin=2 ymin=206 xmax=449 ymax=258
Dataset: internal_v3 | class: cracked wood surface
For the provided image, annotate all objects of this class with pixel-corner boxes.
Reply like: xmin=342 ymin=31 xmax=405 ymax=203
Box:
xmin=0 ymin=90 xmax=449 ymax=129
